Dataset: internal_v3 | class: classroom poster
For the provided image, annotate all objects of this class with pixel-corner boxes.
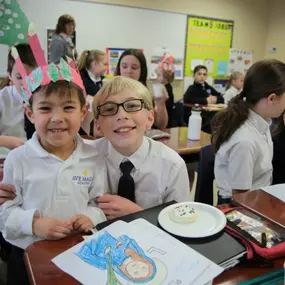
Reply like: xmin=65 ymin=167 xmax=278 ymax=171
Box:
xmin=184 ymin=16 xmax=234 ymax=77
xmin=228 ymin=48 xmax=253 ymax=75
xmin=105 ymin=48 xmax=126 ymax=77
xmin=150 ymin=55 xmax=184 ymax=80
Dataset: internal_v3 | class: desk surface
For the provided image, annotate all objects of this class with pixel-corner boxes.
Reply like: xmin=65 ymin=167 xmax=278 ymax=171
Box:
xmin=83 ymin=127 xmax=211 ymax=155
xmin=25 ymin=228 xmax=285 ymax=285
xmin=159 ymin=127 xmax=211 ymax=155
xmin=184 ymin=103 xmax=226 ymax=112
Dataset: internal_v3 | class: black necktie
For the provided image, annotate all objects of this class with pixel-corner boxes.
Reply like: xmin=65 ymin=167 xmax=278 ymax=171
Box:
xmin=117 ymin=161 xmax=135 ymax=202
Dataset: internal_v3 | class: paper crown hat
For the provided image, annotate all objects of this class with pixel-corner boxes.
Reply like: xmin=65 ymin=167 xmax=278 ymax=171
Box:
xmin=158 ymin=53 xmax=175 ymax=72
xmin=12 ymin=22 xmax=85 ymax=103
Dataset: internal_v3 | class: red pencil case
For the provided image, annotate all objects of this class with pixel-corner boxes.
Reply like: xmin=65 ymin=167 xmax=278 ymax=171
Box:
xmin=222 ymin=207 xmax=285 ymax=260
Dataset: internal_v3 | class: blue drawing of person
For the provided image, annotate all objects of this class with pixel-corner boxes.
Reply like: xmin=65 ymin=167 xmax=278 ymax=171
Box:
xmin=76 ymin=232 xmax=157 ymax=283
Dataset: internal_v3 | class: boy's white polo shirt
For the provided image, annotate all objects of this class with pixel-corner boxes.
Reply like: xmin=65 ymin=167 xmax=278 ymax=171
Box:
xmin=0 ymin=86 xmax=26 ymax=138
xmin=215 ymin=110 xmax=273 ymax=198
xmin=88 ymin=136 xmax=191 ymax=209
xmin=0 ymin=133 xmax=107 ymax=249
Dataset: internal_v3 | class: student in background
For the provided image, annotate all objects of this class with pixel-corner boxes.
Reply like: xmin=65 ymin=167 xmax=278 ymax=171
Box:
xmin=0 ymin=77 xmax=11 ymax=89
xmin=0 ymin=66 xmax=106 ymax=285
xmin=271 ymin=112 xmax=285 ymax=184
xmin=224 ymin=72 xmax=244 ymax=104
xmin=92 ymin=76 xmax=190 ymax=220
xmin=212 ymin=59 xmax=285 ymax=204
xmin=51 ymin=14 xmax=77 ymax=63
xmin=155 ymin=57 xmax=175 ymax=128
xmin=184 ymin=65 xmax=224 ymax=105
xmin=0 ymin=44 xmax=37 ymax=148
xmin=115 ymin=49 xmax=168 ymax=129
xmin=78 ymin=50 xmax=107 ymax=97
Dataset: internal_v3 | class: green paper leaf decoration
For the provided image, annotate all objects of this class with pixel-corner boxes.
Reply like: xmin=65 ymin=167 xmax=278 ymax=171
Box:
xmin=59 ymin=58 xmax=72 ymax=81
xmin=21 ymin=86 xmax=29 ymax=103
xmin=25 ymin=76 xmax=33 ymax=93
xmin=47 ymin=63 xmax=59 ymax=82
xmin=29 ymin=67 xmax=43 ymax=91
xmin=0 ymin=0 xmax=29 ymax=46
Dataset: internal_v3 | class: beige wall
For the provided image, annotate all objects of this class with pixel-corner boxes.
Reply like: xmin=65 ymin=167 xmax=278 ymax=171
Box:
xmin=265 ymin=0 xmax=285 ymax=61
xmin=82 ymin=0 xmax=270 ymax=100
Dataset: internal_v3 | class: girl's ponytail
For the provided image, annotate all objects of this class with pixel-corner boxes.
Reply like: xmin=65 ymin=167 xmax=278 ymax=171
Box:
xmin=212 ymin=92 xmax=249 ymax=151
xmin=77 ymin=50 xmax=89 ymax=71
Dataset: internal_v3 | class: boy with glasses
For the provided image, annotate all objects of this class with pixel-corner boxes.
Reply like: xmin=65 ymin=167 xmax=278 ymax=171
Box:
xmin=91 ymin=76 xmax=190 ymax=220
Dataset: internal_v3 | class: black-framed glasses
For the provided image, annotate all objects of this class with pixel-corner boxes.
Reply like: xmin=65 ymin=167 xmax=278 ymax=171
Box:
xmin=97 ymin=99 xmax=145 ymax=117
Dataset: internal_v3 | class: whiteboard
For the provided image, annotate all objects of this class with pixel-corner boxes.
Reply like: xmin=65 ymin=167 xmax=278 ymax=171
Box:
xmin=0 ymin=0 xmax=187 ymax=78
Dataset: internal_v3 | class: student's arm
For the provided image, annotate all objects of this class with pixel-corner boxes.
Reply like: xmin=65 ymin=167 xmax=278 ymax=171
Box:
xmin=154 ymin=86 xmax=168 ymax=129
xmin=0 ymin=153 xmax=72 ymax=239
xmin=0 ymin=153 xmax=37 ymax=238
xmin=210 ymin=86 xmax=224 ymax=104
xmin=97 ymin=195 xmax=143 ymax=220
xmin=164 ymin=160 xmax=191 ymax=202
xmin=184 ymin=85 xmax=208 ymax=105
xmin=228 ymin=140 xmax=256 ymax=194
xmin=70 ymin=158 xmax=107 ymax=231
xmin=0 ymin=136 xmax=25 ymax=150
xmin=51 ymin=38 xmax=65 ymax=63
xmin=0 ymin=182 xmax=16 ymax=206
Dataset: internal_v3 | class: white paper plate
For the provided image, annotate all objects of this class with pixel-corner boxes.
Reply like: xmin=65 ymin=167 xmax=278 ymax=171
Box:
xmin=158 ymin=202 xmax=227 ymax=238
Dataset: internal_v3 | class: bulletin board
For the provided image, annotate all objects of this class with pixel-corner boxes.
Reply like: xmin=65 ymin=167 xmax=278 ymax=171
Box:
xmin=184 ymin=16 xmax=234 ymax=77
xmin=105 ymin=48 xmax=127 ymax=77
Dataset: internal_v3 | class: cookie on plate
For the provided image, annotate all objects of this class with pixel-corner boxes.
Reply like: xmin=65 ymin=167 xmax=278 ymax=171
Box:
xmin=169 ymin=204 xmax=198 ymax=224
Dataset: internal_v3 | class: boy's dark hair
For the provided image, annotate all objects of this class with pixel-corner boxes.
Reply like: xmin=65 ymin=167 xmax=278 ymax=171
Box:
xmin=29 ymin=81 xmax=86 ymax=108
xmin=212 ymin=59 xmax=285 ymax=152
xmin=115 ymin=49 xmax=148 ymax=87
xmin=193 ymin=65 xmax=207 ymax=75
xmin=7 ymin=44 xmax=37 ymax=74
xmin=55 ymin=14 xmax=75 ymax=34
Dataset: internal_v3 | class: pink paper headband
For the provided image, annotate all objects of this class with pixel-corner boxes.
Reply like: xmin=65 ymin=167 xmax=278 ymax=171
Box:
xmin=12 ymin=23 xmax=85 ymax=103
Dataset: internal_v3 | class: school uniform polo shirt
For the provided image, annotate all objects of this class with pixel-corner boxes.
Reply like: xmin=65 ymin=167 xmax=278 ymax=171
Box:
xmin=0 ymin=133 xmax=107 ymax=249
xmin=223 ymin=86 xmax=241 ymax=104
xmin=89 ymin=136 xmax=191 ymax=209
xmin=215 ymin=110 xmax=273 ymax=198
xmin=0 ymin=86 xmax=26 ymax=138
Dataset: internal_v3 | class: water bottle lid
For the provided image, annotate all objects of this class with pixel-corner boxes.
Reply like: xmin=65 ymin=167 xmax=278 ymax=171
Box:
xmin=192 ymin=104 xmax=202 ymax=112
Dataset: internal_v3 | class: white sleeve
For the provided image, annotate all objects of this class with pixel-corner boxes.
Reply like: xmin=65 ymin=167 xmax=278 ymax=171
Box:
xmin=224 ymin=89 xmax=234 ymax=104
xmin=164 ymin=160 xmax=191 ymax=203
xmin=0 ymin=153 xmax=37 ymax=238
xmin=83 ymin=157 xmax=107 ymax=226
xmin=228 ymin=140 xmax=256 ymax=190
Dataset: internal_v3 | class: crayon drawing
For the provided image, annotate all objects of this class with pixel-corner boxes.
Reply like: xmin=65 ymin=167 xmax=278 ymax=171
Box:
xmin=76 ymin=232 xmax=167 ymax=284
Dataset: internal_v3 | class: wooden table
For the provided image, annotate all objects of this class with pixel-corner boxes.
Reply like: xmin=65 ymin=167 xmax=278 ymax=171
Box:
xmin=159 ymin=127 xmax=211 ymax=155
xmin=184 ymin=103 xmax=226 ymax=112
xmin=24 ymin=232 xmax=285 ymax=285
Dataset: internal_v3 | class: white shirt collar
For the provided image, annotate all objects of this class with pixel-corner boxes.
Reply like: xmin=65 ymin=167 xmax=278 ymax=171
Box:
xmin=106 ymin=137 xmax=149 ymax=170
xmin=25 ymin=133 xmax=98 ymax=159
xmin=86 ymin=69 xmax=102 ymax=84
xmin=248 ymin=109 xmax=271 ymax=135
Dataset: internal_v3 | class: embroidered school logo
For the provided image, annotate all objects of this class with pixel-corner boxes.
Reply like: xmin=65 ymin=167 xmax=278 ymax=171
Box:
xmin=72 ymin=169 xmax=92 ymax=186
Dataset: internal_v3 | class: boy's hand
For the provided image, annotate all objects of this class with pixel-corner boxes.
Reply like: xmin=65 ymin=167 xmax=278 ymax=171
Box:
xmin=69 ymin=214 xmax=94 ymax=233
xmin=0 ymin=183 xmax=16 ymax=205
xmin=96 ymin=194 xmax=143 ymax=220
xmin=32 ymin=217 xmax=72 ymax=240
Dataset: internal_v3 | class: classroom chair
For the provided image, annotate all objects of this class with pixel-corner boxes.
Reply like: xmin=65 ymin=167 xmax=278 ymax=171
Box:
xmin=195 ymin=144 xmax=215 ymax=205
xmin=169 ymin=101 xmax=187 ymax=128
